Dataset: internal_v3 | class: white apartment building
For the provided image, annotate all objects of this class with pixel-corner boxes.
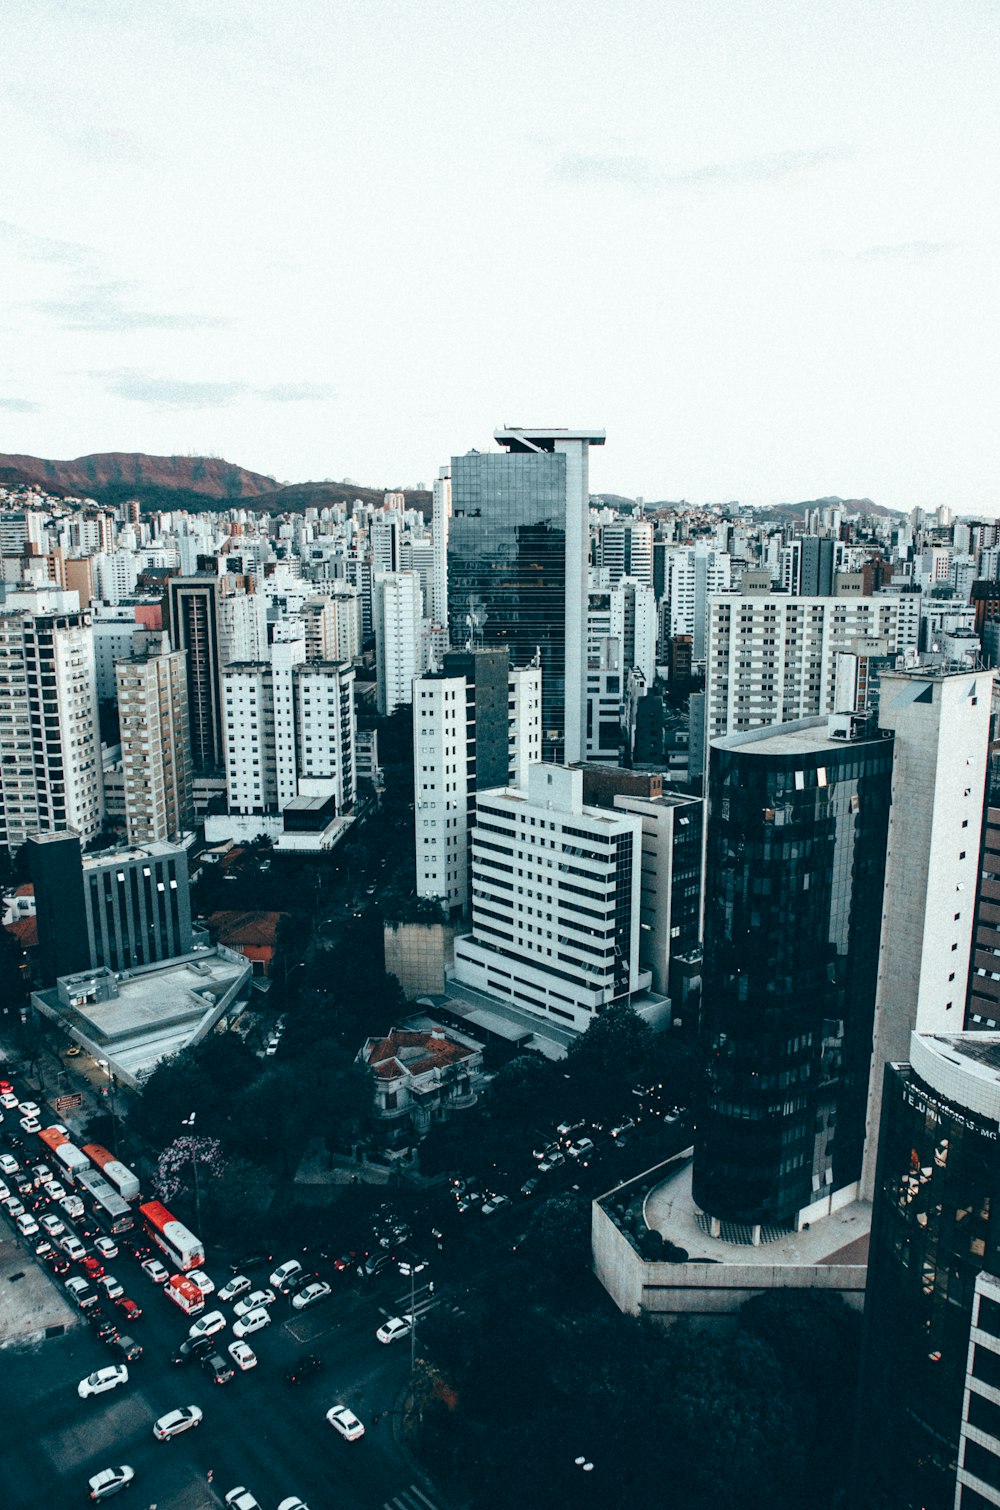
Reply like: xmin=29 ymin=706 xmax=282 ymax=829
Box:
xmin=704 ymin=593 xmax=917 ymax=753
xmin=374 ymin=570 xmax=424 ymax=716
xmin=598 ymin=519 xmax=654 ymax=587
xmin=431 ymin=466 xmax=450 ymax=630
xmin=453 ymin=763 xmax=649 ymax=1032
xmin=660 ymin=545 xmax=732 ymax=659
xmin=222 ymin=639 xmax=355 ymax=819
xmin=413 ymin=660 xmax=542 ymax=914
xmin=93 ymin=550 xmax=138 ymax=605
xmin=0 ymin=607 xmax=104 ymax=849
xmin=218 ymin=586 xmax=267 ymax=666
xmin=296 ymin=585 xmax=362 ymax=663
xmin=611 ymin=577 xmax=657 ymax=686
xmin=116 ymin=646 xmax=193 ymax=845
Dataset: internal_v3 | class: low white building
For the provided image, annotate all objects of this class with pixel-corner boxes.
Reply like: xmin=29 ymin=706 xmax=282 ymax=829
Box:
xmin=360 ymin=1026 xmax=483 ymax=1142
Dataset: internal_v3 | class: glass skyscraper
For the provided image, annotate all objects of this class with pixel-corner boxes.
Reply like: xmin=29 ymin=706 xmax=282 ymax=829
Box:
xmin=694 ymin=717 xmax=894 ymax=1230
xmin=447 ymin=428 xmax=604 ymax=765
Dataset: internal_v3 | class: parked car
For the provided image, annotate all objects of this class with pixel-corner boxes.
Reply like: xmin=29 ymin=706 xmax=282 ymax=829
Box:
xmin=78 ymin=1364 xmax=129 ymax=1400
xmin=567 ymin=1137 xmax=595 ymax=1161
xmin=520 ymin=1177 xmax=540 ymax=1197
xmin=153 ymin=1405 xmax=203 ymax=1440
xmin=87 ymin=1465 xmax=134 ymax=1501
xmin=224 ymin=1491 xmax=262 ymax=1510
xmin=481 ymin=1194 xmax=510 ymax=1215
xmin=326 ymin=1405 xmax=365 ymax=1441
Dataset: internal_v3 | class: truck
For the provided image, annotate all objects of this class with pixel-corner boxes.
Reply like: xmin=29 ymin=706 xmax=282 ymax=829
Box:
xmin=165 ymin=1274 xmax=205 ymax=1317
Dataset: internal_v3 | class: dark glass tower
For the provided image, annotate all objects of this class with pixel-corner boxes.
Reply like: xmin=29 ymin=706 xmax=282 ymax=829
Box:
xmin=858 ymin=1035 xmax=1000 ymax=1510
xmin=694 ymin=718 xmax=894 ymax=1229
xmin=447 ymin=428 xmax=604 ymax=765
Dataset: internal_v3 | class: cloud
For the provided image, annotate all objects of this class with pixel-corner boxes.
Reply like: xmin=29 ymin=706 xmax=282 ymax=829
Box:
xmin=854 ymin=240 xmax=954 ymax=263
xmin=0 ymin=397 xmax=40 ymax=413
xmin=29 ymin=281 xmax=231 ymax=333
xmin=552 ymin=146 xmax=849 ymax=192
xmin=0 ymin=218 xmax=94 ymax=267
xmin=99 ymin=371 xmax=335 ymax=408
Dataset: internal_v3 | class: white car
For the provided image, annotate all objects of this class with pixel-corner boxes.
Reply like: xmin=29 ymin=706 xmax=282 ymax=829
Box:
xmin=153 ymin=1404 xmax=203 ymax=1440
xmin=481 ymin=1194 xmax=510 ymax=1215
xmin=291 ymin=1281 xmax=331 ymax=1312
xmin=0 ymin=1154 xmax=19 ymax=1176
xmin=188 ymin=1309 xmax=227 ymax=1340
xmin=3 ymin=1196 xmax=25 ymax=1219
xmin=19 ymin=1101 xmax=40 ymax=1118
xmin=186 ymin=1268 xmax=215 ymax=1297
xmin=61 ymin=1235 xmax=86 ymax=1260
xmin=141 ymin=1257 xmax=169 ymax=1284
xmin=234 ymin=1287 xmax=276 ymax=1318
xmin=326 ymin=1404 xmax=365 ymax=1441
xmin=269 ymin=1259 xmax=303 ymax=1292
xmin=32 ymin=1163 xmax=53 ymax=1186
xmin=100 ymin=1274 xmax=124 ymax=1300
xmin=88 ymin=1465 xmax=135 ymax=1500
xmin=78 ymin=1364 xmax=129 ymax=1400
xmin=20 ymin=1116 xmax=41 ymax=1134
xmin=0 ymin=1182 xmax=8 ymax=1201
xmin=232 ymin=1306 xmax=271 ymax=1339
xmin=95 ymin=1236 xmax=119 ymax=1259
xmin=277 ymin=1501 xmax=310 ymax=1510
xmin=0 ymin=1093 xmax=18 ymax=1111
xmin=228 ymin=1340 xmax=258 ymax=1371
xmin=47 ymin=1181 xmax=67 ymax=1201
xmin=17 ymin=1212 xmax=39 ymax=1238
xmin=41 ymin=1214 xmax=65 ymax=1238
xmin=59 ymin=1195 xmax=84 ymax=1220
xmin=218 ymin=1274 xmax=251 ymax=1303
xmin=225 ymin=1490 xmax=262 ymax=1510
xmin=376 ymin=1314 xmax=414 ymax=1345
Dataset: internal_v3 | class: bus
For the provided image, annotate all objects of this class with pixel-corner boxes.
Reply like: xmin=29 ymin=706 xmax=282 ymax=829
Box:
xmin=139 ymin=1200 xmax=204 ymax=1271
xmin=76 ymin=1167 xmax=135 ymax=1235
xmin=38 ymin=1127 xmax=90 ymax=1185
xmin=81 ymin=1144 xmax=141 ymax=1202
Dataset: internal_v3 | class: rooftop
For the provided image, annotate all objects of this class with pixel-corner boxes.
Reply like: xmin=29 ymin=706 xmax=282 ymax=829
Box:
xmin=362 ymin=1028 xmax=478 ymax=1081
xmin=494 ymin=427 xmax=606 ymax=451
xmin=712 ymin=715 xmax=888 ymax=757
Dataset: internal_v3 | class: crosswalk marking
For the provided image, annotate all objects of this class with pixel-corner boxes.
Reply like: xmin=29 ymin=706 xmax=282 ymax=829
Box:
xmin=381 ymin=1486 xmax=442 ymax=1510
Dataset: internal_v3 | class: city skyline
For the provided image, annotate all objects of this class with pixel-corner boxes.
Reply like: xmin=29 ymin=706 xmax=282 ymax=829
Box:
xmin=3 ymin=1 xmax=999 ymax=511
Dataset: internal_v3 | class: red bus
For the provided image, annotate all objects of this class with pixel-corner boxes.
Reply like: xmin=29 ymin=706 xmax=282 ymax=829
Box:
xmin=139 ymin=1200 xmax=204 ymax=1271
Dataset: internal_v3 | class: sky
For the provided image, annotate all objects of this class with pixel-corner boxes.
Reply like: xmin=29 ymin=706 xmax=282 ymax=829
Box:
xmin=2 ymin=0 xmax=999 ymax=512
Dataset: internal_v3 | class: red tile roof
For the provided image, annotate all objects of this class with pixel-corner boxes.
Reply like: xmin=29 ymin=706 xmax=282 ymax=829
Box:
xmin=4 ymin=918 xmax=37 ymax=949
xmin=364 ymin=1029 xmax=475 ymax=1081
xmin=206 ymin=910 xmax=287 ymax=948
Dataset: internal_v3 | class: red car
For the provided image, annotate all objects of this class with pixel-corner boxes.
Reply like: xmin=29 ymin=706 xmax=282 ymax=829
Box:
xmin=333 ymin=1251 xmax=357 ymax=1272
xmin=79 ymin=1255 xmax=105 ymax=1280
xmin=115 ymin=1297 xmax=142 ymax=1323
xmin=0 ymin=1080 xmax=12 ymax=1095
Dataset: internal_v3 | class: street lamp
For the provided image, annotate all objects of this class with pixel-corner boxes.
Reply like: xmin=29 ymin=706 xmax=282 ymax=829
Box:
xmin=181 ymin=1113 xmax=203 ymax=1238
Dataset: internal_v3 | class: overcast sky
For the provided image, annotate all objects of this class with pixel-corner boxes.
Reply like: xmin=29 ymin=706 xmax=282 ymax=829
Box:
xmin=2 ymin=0 xmax=998 ymax=511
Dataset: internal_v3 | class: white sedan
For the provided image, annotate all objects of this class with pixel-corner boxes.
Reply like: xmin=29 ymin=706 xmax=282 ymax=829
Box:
xmin=78 ymin=1364 xmax=129 ymax=1400
xmin=153 ymin=1405 xmax=203 ymax=1440
xmin=234 ymin=1288 xmax=275 ymax=1318
xmin=186 ymin=1268 xmax=215 ymax=1297
xmin=95 ymin=1236 xmax=119 ymax=1260
xmin=88 ymin=1465 xmax=135 ymax=1500
xmin=228 ymin=1340 xmax=258 ymax=1371
xmin=232 ymin=1307 xmax=271 ymax=1339
xmin=100 ymin=1274 xmax=124 ymax=1300
xmin=291 ymin=1281 xmax=331 ymax=1312
xmin=326 ymin=1405 xmax=365 ymax=1441
xmin=376 ymin=1314 xmax=413 ymax=1345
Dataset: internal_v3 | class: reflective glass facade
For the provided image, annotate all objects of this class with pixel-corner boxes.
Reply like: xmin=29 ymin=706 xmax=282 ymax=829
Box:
xmin=449 ymin=451 xmax=569 ymax=762
xmin=694 ymin=728 xmax=894 ymax=1226
xmin=860 ymin=1062 xmax=1000 ymax=1510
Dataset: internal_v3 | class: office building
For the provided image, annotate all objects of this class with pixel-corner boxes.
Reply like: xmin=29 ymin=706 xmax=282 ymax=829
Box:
xmin=448 ymin=427 xmax=605 ymax=765
xmin=431 ymin=467 xmax=451 ymax=630
xmin=862 ymin=666 xmax=994 ymax=1195
xmin=165 ymin=574 xmax=224 ymax=773
xmin=695 ymin=717 xmax=895 ymax=1232
xmin=116 ymin=644 xmax=193 ymax=845
xmin=660 ymin=544 xmax=732 ymax=660
xmin=373 ymin=570 xmax=424 ymax=716
xmin=0 ymin=605 xmax=104 ymax=851
xmin=453 ymin=763 xmax=648 ymax=1032
xmin=597 ymin=519 xmax=654 ymax=587
xmin=859 ymin=1033 xmax=1000 ymax=1510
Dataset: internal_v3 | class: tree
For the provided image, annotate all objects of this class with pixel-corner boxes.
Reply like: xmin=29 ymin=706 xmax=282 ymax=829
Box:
xmin=487 ymin=1054 xmax=559 ymax=1125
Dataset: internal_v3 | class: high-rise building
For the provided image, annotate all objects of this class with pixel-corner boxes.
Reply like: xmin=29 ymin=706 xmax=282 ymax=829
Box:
xmin=412 ymin=651 xmax=541 ymax=913
xmin=695 ymin=716 xmax=895 ymax=1233
xmin=861 ymin=666 xmax=994 ymax=1198
xmin=660 ymin=544 xmax=732 ymax=660
xmin=116 ymin=644 xmax=193 ymax=845
xmin=858 ymin=1032 xmax=1000 ymax=1510
xmin=598 ymin=519 xmax=654 ymax=587
xmin=431 ymin=466 xmax=451 ymax=630
xmin=453 ymin=763 xmax=648 ymax=1032
xmin=373 ymin=570 xmax=424 ymax=716
xmin=447 ymin=427 xmax=605 ymax=765
xmin=0 ymin=605 xmax=104 ymax=850
xmin=165 ymin=574 xmax=224 ymax=774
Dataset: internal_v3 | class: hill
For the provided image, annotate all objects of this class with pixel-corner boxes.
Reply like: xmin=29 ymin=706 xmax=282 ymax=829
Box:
xmin=0 ymin=452 xmax=432 ymax=518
